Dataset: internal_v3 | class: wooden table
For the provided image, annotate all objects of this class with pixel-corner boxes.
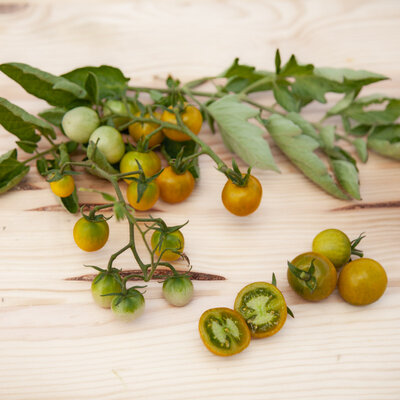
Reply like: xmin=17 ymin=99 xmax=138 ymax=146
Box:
xmin=1 ymin=1 xmax=399 ymax=399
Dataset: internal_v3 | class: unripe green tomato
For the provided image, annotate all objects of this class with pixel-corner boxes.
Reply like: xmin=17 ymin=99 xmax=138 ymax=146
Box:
xmin=162 ymin=276 xmax=194 ymax=307
xmin=111 ymin=290 xmax=145 ymax=321
xmin=62 ymin=106 xmax=100 ymax=143
xmin=91 ymin=272 xmax=122 ymax=308
xmin=89 ymin=126 xmax=125 ymax=164
xmin=312 ymin=229 xmax=351 ymax=269
xmin=103 ymin=100 xmax=137 ymax=130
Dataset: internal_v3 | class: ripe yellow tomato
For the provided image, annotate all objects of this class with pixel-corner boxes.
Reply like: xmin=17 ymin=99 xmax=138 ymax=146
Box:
xmin=73 ymin=217 xmax=109 ymax=252
xmin=50 ymin=175 xmax=75 ymax=198
xmin=126 ymin=180 xmax=159 ymax=211
xmin=129 ymin=112 xmax=164 ymax=148
xmin=156 ymin=166 xmax=195 ymax=203
xmin=119 ymin=150 xmax=161 ymax=183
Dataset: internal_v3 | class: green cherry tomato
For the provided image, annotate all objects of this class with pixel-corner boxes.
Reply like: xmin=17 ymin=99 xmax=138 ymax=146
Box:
xmin=119 ymin=150 xmax=161 ymax=183
xmin=338 ymin=258 xmax=387 ymax=306
xmin=126 ymin=180 xmax=159 ymax=211
xmin=111 ymin=289 xmax=145 ymax=321
xmin=287 ymin=252 xmax=337 ymax=302
xmin=73 ymin=217 xmax=109 ymax=252
xmin=89 ymin=126 xmax=125 ymax=164
xmin=234 ymin=282 xmax=287 ymax=338
xmin=162 ymin=276 xmax=194 ymax=307
xmin=91 ymin=271 xmax=122 ymax=308
xmin=151 ymin=229 xmax=184 ymax=261
xmin=312 ymin=229 xmax=351 ymax=269
xmin=62 ymin=106 xmax=100 ymax=143
xmin=50 ymin=175 xmax=75 ymax=198
xmin=199 ymin=308 xmax=251 ymax=357
xmin=221 ymin=175 xmax=262 ymax=217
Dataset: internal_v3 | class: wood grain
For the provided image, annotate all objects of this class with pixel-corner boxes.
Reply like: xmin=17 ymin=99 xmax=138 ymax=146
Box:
xmin=1 ymin=1 xmax=400 ymax=399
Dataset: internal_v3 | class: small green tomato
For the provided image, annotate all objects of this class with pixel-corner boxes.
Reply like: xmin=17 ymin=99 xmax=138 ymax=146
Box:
xmin=162 ymin=276 xmax=194 ymax=307
xmin=111 ymin=289 xmax=145 ymax=321
xmin=62 ymin=106 xmax=100 ymax=143
xmin=89 ymin=126 xmax=125 ymax=164
xmin=91 ymin=271 xmax=122 ymax=309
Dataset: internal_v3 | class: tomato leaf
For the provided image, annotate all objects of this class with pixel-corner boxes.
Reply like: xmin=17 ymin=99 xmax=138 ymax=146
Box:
xmin=353 ymin=138 xmax=368 ymax=163
xmin=0 ymin=149 xmax=30 ymax=194
xmin=272 ymin=83 xmax=300 ymax=112
xmin=0 ymin=97 xmax=56 ymax=152
xmin=367 ymin=124 xmax=400 ymax=160
xmin=60 ymin=188 xmax=79 ymax=214
xmin=331 ymin=160 xmax=361 ymax=200
xmin=38 ymin=107 xmax=66 ymax=128
xmin=274 ymin=49 xmax=281 ymax=75
xmin=86 ymin=141 xmax=119 ymax=175
xmin=62 ymin=65 xmax=129 ymax=99
xmin=0 ymin=63 xmax=87 ymax=107
xmin=319 ymin=125 xmax=336 ymax=149
xmin=85 ymin=72 xmax=100 ymax=105
xmin=327 ymin=91 xmax=356 ymax=115
xmin=342 ymin=100 xmax=400 ymax=125
xmin=264 ymin=114 xmax=348 ymax=199
xmin=207 ymin=95 xmax=279 ymax=171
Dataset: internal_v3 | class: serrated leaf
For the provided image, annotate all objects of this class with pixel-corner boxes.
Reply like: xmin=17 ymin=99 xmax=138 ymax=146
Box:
xmin=0 ymin=149 xmax=30 ymax=194
xmin=273 ymin=83 xmax=300 ymax=112
xmin=343 ymin=100 xmax=400 ymax=125
xmin=367 ymin=124 xmax=400 ymax=160
xmin=265 ymin=114 xmax=348 ymax=199
xmin=354 ymin=93 xmax=391 ymax=105
xmin=85 ymin=72 xmax=99 ymax=105
xmin=207 ymin=95 xmax=279 ymax=171
xmin=0 ymin=63 xmax=87 ymax=107
xmin=38 ymin=107 xmax=66 ymax=128
xmin=331 ymin=160 xmax=361 ymax=200
xmin=314 ymin=67 xmax=387 ymax=87
xmin=291 ymin=75 xmax=332 ymax=104
xmin=320 ymin=125 xmax=335 ymax=149
xmin=353 ymin=138 xmax=368 ymax=162
xmin=113 ymin=202 xmax=125 ymax=221
xmin=0 ymin=97 xmax=56 ymax=151
xmin=279 ymin=54 xmax=314 ymax=77
xmin=327 ymin=91 xmax=355 ymax=115
xmin=62 ymin=65 xmax=129 ymax=99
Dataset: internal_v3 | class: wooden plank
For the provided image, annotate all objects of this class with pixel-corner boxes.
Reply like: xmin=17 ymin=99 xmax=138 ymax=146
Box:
xmin=0 ymin=1 xmax=400 ymax=399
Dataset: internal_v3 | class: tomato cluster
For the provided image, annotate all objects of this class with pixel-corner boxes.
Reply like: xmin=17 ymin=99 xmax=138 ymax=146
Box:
xmin=287 ymin=229 xmax=387 ymax=306
xmin=199 ymin=277 xmax=290 ymax=356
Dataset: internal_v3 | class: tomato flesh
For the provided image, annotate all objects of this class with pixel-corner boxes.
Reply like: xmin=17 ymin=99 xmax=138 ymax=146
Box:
xmin=234 ymin=282 xmax=287 ymax=338
xmin=199 ymin=308 xmax=250 ymax=356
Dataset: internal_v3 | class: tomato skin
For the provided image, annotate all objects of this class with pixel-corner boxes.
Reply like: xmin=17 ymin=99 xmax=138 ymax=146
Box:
xmin=151 ymin=230 xmax=184 ymax=262
xmin=50 ymin=175 xmax=75 ymax=198
xmin=91 ymin=272 xmax=122 ymax=308
xmin=126 ymin=180 xmax=159 ymax=211
xmin=162 ymin=276 xmax=194 ymax=307
xmin=62 ymin=106 xmax=100 ymax=144
xmin=234 ymin=282 xmax=287 ymax=338
xmin=119 ymin=151 xmax=161 ymax=183
xmin=312 ymin=229 xmax=351 ymax=269
xmin=111 ymin=290 xmax=145 ymax=321
xmin=199 ymin=307 xmax=251 ymax=357
xmin=338 ymin=258 xmax=387 ymax=306
xmin=129 ymin=112 xmax=164 ymax=148
xmin=288 ymin=252 xmax=337 ymax=302
xmin=73 ymin=217 xmax=109 ymax=252
xmin=221 ymin=175 xmax=262 ymax=217
xmin=161 ymin=105 xmax=203 ymax=142
xmin=89 ymin=126 xmax=125 ymax=164
xmin=156 ymin=166 xmax=195 ymax=204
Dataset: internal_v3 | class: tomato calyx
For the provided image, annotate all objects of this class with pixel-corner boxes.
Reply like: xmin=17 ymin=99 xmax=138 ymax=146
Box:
xmin=79 ymin=205 xmax=112 ymax=223
xmin=271 ymin=273 xmax=294 ymax=318
xmin=350 ymin=232 xmax=366 ymax=258
xmin=168 ymin=147 xmax=201 ymax=175
xmin=287 ymin=259 xmax=317 ymax=292
xmin=224 ymin=159 xmax=251 ymax=187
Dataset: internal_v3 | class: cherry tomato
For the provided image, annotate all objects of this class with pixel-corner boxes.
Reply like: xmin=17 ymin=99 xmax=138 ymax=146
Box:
xmin=50 ymin=175 xmax=75 ymax=198
xmin=156 ymin=166 xmax=195 ymax=204
xmin=287 ymin=252 xmax=337 ymax=302
xmin=162 ymin=276 xmax=194 ymax=307
xmin=89 ymin=126 xmax=125 ymax=164
xmin=151 ymin=229 xmax=184 ymax=262
xmin=312 ymin=229 xmax=351 ymax=269
xmin=91 ymin=271 xmax=122 ymax=308
xmin=129 ymin=112 xmax=164 ymax=148
xmin=234 ymin=282 xmax=287 ymax=338
xmin=62 ymin=106 xmax=100 ymax=144
xmin=338 ymin=258 xmax=387 ymax=306
xmin=111 ymin=289 xmax=145 ymax=321
xmin=73 ymin=217 xmax=109 ymax=252
xmin=199 ymin=308 xmax=251 ymax=357
xmin=161 ymin=104 xmax=203 ymax=142
xmin=119 ymin=150 xmax=161 ymax=183
xmin=126 ymin=180 xmax=159 ymax=211
xmin=103 ymin=100 xmax=136 ymax=130
xmin=221 ymin=175 xmax=262 ymax=216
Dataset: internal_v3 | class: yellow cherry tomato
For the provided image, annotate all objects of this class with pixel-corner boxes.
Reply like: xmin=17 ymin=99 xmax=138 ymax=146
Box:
xmin=50 ymin=175 xmax=75 ymax=198
xmin=129 ymin=112 xmax=164 ymax=148
xmin=126 ymin=180 xmax=159 ymax=211
xmin=119 ymin=150 xmax=161 ymax=183
xmin=73 ymin=217 xmax=109 ymax=252
xmin=161 ymin=104 xmax=202 ymax=142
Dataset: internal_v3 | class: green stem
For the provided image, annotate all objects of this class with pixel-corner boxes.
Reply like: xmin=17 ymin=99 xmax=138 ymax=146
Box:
xmin=107 ymin=243 xmax=132 ymax=272
xmin=23 ymin=146 xmax=58 ymax=164
xmin=88 ymin=203 xmax=114 ymax=219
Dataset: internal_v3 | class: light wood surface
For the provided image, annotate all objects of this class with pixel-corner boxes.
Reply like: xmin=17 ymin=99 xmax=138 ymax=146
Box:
xmin=1 ymin=1 xmax=400 ymax=399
